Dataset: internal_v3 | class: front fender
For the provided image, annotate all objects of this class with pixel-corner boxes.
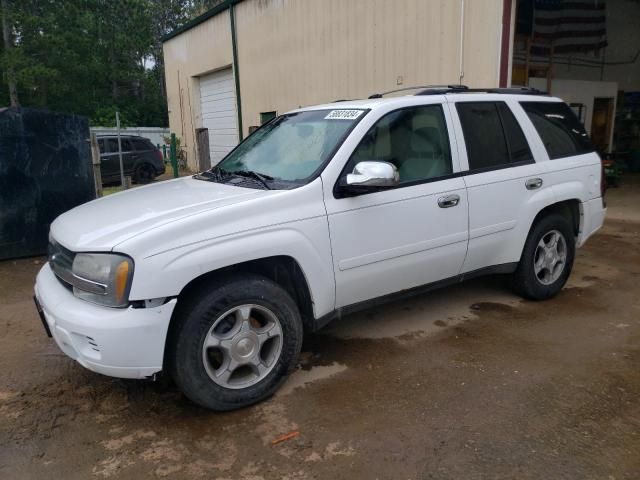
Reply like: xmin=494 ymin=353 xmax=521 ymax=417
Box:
xmin=128 ymin=217 xmax=335 ymax=318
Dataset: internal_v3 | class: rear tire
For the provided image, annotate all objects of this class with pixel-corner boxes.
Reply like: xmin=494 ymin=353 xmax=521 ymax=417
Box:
xmin=512 ymin=213 xmax=575 ymax=300
xmin=168 ymin=274 xmax=303 ymax=411
xmin=134 ymin=163 xmax=156 ymax=184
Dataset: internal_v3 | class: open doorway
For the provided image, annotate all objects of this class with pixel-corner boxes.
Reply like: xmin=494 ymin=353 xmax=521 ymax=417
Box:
xmin=511 ymin=0 xmax=640 ymax=165
xmin=591 ymin=97 xmax=615 ymax=153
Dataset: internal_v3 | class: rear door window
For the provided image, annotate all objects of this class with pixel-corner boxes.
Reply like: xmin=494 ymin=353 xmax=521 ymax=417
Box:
xmin=497 ymin=103 xmax=533 ymax=163
xmin=105 ymin=138 xmax=133 ymax=153
xmin=120 ymin=139 xmax=132 ymax=152
xmin=105 ymin=139 xmax=118 ymax=153
xmin=520 ymin=102 xmax=594 ymax=159
xmin=456 ymin=101 xmax=533 ymax=171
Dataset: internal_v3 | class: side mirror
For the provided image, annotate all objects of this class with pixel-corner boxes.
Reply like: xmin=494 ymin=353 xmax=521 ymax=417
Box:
xmin=346 ymin=161 xmax=399 ymax=188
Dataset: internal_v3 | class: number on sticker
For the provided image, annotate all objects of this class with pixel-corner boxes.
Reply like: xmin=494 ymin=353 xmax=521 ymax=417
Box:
xmin=325 ymin=110 xmax=364 ymax=120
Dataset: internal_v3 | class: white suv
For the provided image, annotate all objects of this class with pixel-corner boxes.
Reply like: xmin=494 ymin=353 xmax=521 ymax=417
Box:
xmin=34 ymin=87 xmax=606 ymax=410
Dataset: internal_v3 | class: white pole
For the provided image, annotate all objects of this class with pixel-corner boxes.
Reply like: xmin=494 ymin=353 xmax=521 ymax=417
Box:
xmin=116 ymin=111 xmax=126 ymax=188
xmin=459 ymin=0 xmax=465 ymax=85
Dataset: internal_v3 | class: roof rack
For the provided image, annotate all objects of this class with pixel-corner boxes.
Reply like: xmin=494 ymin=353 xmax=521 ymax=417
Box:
xmin=415 ymin=86 xmax=547 ymax=96
xmin=365 ymin=85 xmax=548 ymax=100
xmin=367 ymin=85 xmax=466 ymax=99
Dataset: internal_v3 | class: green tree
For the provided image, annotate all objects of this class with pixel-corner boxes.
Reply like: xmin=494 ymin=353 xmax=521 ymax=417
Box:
xmin=0 ymin=0 xmax=219 ymax=126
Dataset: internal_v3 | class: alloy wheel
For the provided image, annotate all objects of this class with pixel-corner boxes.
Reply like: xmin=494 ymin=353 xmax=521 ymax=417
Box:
xmin=201 ymin=304 xmax=283 ymax=389
xmin=533 ymin=229 xmax=567 ymax=285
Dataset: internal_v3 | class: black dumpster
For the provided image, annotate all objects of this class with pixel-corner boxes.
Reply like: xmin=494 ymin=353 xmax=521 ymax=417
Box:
xmin=0 ymin=107 xmax=95 ymax=260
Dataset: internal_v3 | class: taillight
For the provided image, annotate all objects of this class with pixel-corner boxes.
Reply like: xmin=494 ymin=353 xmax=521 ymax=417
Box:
xmin=156 ymin=148 xmax=163 ymax=163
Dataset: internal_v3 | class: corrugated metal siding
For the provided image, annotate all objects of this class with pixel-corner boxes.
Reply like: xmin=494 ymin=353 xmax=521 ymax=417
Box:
xmin=163 ymin=0 xmax=504 ymax=170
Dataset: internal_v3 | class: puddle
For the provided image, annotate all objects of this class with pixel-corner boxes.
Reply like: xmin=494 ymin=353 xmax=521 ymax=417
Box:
xmin=325 ymin=279 xmax=520 ymax=340
xmin=277 ymin=362 xmax=348 ymax=396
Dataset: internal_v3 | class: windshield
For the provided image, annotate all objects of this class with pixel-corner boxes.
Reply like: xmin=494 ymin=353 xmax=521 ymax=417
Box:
xmin=214 ymin=109 xmax=366 ymax=185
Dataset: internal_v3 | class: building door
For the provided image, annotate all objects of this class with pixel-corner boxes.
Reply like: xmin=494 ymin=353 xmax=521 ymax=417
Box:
xmin=199 ymin=68 xmax=238 ymax=165
xmin=591 ymin=97 xmax=614 ymax=153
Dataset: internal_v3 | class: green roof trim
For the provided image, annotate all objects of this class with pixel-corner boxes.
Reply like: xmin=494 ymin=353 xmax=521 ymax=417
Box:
xmin=161 ymin=0 xmax=245 ymax=42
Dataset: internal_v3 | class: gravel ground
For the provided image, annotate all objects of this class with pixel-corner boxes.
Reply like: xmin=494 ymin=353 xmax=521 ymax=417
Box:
xmin=1 ymin=177 xmax=639 ymax=480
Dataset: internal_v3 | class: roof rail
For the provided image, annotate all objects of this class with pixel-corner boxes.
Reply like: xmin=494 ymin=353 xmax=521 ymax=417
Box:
xmin=415 ymin=86 xmax=547 ymax=96
xmin=367 ymin=85 xmax=468 ymax=99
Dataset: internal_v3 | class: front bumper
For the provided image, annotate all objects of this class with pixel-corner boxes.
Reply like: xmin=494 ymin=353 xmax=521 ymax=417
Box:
xmin=34 ymin=263 xmax=176 ymax=379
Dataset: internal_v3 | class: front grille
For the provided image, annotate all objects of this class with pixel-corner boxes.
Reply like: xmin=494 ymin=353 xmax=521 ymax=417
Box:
xmin=48 ymin=238 xmax=75 ymax=291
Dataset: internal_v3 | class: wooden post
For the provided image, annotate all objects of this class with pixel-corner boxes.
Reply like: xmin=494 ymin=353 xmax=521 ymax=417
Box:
xmin=89 ymin=132 xmax=103 ymax=197
xmin=196 ymin=128 xmax=211 ymax=171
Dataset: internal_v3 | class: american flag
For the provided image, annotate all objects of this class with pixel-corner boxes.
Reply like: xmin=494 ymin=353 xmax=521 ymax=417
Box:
xmin=532 ymin=0 xmax=608 ymax=54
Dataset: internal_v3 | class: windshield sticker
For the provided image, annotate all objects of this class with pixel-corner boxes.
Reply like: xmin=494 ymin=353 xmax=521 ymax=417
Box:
xmin=324 ymin=109 xmax=364 ymax=120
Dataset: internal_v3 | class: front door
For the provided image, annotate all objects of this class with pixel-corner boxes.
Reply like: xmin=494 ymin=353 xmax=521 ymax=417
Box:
xmin=323 ymin=104 xmax=469 ymax=308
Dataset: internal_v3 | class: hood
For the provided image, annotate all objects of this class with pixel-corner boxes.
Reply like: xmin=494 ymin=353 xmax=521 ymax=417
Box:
xmin=50 ymin=177 xmax=273 ymax=251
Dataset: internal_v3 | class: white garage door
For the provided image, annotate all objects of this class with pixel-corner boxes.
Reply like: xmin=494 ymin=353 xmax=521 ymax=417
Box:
xmin=199 ymin=68 xmax=238 ymax=166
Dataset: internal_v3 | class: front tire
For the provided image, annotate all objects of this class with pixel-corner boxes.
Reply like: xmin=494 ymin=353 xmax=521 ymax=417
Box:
xmin=168 ymin=274 xmax=303 ymax=410
xmin=513 ymin=213 xmax=575 ymax=300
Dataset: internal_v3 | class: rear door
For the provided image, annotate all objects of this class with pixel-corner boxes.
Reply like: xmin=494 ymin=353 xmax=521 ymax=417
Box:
xmin=120 ymin=138 xmax=135 ymax=174
xmin=131 ymin=137 xmax=155 ymax=165
xmin=448 ymin=98 xmax=553 ymax=273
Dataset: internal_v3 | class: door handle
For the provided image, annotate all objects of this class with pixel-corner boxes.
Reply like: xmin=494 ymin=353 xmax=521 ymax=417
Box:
xmin=525 ymin=178 xmax=543 ymax=190
xmin=438 ymin=194 xmax=460 ymax=208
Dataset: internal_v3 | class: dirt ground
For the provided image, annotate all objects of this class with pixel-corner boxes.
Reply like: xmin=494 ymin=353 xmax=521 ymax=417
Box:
xmin=1 ymin=178 xmax=640 ymax=480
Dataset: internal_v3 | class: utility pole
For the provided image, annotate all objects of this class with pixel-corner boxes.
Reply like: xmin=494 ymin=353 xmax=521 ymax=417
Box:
xmin=0 ymin=0 xmax=19 ymax=107
xmin=116 ymin=111 xmax=126 ymax=188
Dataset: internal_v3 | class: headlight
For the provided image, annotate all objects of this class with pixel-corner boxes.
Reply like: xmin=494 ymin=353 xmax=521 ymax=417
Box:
xmin=71 ymin=253 xmax=134 ymax=307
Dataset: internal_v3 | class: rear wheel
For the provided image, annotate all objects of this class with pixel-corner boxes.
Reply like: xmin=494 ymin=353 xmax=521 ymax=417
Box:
xmin=168 ymin=274 xmax=303 ymax=410
xmin=134 ymin=162 xmax=156 ymax=184
xmin=513 ymin=214 xmax=575 ymax=300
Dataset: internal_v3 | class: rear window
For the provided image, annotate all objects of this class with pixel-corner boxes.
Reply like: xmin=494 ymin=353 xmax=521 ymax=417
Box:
xmin=520 ymin=102 xmax=594 ymax=159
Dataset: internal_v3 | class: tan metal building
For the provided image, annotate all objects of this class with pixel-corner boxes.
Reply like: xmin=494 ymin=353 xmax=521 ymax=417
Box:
xmin=163 ymin=0 xmax=515 ymax=171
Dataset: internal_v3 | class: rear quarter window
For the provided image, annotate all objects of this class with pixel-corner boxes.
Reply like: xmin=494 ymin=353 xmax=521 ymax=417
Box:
xmin=132 ymin=138 xmax=152 ymax=151
xmin=520 ymin=102 xmax=594 ymax=159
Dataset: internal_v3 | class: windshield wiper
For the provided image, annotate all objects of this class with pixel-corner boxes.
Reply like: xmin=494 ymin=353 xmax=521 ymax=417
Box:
xmin=193 ymin=170 xmax=218 ymax=181
xmin=228 ymin=169 xmax=273 ymax=190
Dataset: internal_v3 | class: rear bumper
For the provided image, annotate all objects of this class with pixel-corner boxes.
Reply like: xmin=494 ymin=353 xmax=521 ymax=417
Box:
xmin=578 ymin=197 xmax=606 ymax=247
xmin=34 ymin=263 xmax=176 ymax=379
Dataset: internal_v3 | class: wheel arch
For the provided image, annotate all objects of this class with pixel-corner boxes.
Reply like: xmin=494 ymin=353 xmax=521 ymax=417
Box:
xmin=530 ymin=198 xmax=581 ymax=239
xmin=163 ymin=255 xmax=316 ymax=370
